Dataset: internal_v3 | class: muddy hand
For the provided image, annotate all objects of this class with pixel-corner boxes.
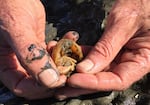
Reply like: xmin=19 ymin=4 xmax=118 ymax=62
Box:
xmin=66 ymin=0 xmax=150 ymax=91
xmin=0 ymin=0 xmax=66 ymax=99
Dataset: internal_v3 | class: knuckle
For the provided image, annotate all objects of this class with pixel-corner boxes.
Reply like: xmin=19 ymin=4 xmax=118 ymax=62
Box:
xmin=95 ymin=38 xmax=113 ymax=59
xmin=17 ymin=43 xmax=47 ymax=66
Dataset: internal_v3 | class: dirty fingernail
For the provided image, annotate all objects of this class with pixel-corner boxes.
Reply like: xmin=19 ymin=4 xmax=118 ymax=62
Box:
xmin=63 ymin=31 xmax=79 ymax=41
xmin=77 ymin=59 xmax=94 ymax=72
xmin=72 ymin=31 xmax=79 ymax=40
xmin=38 ymin=69 xmax=59 ymax=87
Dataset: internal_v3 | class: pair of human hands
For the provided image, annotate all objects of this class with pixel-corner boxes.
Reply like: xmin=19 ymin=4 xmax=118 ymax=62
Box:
xmin=0 ymin=0 xmax=150 ymax=100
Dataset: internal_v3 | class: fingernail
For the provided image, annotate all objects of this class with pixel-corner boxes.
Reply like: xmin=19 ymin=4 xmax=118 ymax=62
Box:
xmin=63 ymin=31 xmax=79 ymax=41
xmin=38 ymin=69 xmax=59 ymax=87
xmin=72 ymin=31 xmax=79 ymax=40
xmin=78 ymin=59 xmax=94 ymax=72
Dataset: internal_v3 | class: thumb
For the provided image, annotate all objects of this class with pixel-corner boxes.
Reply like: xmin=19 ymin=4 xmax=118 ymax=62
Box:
xmin=76 ymin=1 xmax=142 ymax=73
xmin=0 ymin=0 xmax=66 ymax=88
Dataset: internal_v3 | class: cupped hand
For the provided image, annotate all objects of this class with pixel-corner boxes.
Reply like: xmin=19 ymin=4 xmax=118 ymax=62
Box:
xmin=0 ymin=0 xmax=66 ymax=99
xmin=56 ymin=0 xmax=150 ymax=99
xmin=70 ymin=0 xmax=150 ymax=90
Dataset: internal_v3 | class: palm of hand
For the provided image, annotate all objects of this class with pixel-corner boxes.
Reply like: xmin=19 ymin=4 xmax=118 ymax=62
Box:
xmin=65 ymin=0 xmax=150 ymax=91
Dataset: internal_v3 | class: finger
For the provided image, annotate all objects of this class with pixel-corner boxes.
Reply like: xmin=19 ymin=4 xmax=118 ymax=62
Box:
xmin=76 ymin=1 xmax=142 ymax=73
xmin=0 ymin=55 xmax=55 ymax=99
xmin=63 ymin=31 xmax=79 ymax=41
xmin=125 ymin=35 xmax=150 ymax=49
xmin=68 ymin=54 xmax=150 ymax=91
xmin=14 ymin=77 xmax=55 ymax=100
xmin=55 ymin=87 xmax=98 ymax=100
xmin=46 ymin=41 xmax=57 ymax=55
xmin=0 ymin=70 xmax=55 ymax=100
xmin=0 ymin=0 xmax=66 ymax=88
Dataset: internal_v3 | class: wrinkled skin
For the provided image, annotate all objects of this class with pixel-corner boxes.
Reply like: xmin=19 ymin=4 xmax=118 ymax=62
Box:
xmin=55 ymin=0 xmax=150 ymax=100
xmin=1 ymin=0 xmax=150 ymax=100
xmin=0 ymin=0 xmax=67 ymax=99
